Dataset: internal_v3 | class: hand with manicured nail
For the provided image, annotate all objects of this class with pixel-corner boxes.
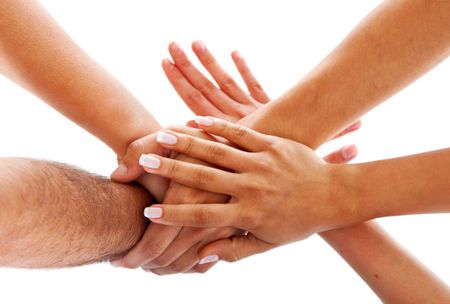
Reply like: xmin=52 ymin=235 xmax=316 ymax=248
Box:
xmin=140 ymin=117 xmax=359 ymax=252
xmin=138 ymin=42 xmax=360 ymax=274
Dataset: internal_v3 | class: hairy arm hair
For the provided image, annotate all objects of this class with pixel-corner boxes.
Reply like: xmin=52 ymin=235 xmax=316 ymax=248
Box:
xmin=0 ymin=157 xmax=150 ymax=268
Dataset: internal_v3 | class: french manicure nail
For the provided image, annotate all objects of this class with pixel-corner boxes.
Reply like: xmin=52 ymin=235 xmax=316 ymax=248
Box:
xmin=195 ymin=116 xmax=213 ymax=127
xmin=144 ymin=207 xmax=163 ymax=219
xmin=342 ymin=145 xmax=357 ymax=159
xmin=139 ymin=155 xmax=161 ymax=169
xmin=157 ymin=132 xmax=177 ymax=145
xmin=198 ymin=255 xmax=219 ymax=265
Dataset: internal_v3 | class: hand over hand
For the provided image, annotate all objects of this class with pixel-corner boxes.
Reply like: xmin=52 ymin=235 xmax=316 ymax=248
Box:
xmin=141 ymin=117 xmax=359 ymax=262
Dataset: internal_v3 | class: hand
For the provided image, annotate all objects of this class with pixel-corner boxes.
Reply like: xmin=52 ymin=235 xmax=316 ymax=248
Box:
xmin=111 ymin=133 xmax=169 ymax=202
xmin=109 ymin=42 xmax=273 ymax=274
xmin=162 ymin=41 xmax=270 ymax=122
xmin=140 ymin=117 xmax=359 ymax=262
xmin=135 ymin=42 xmax=359 ymax=274
xmin=110 ymin=125 xmax=240 ymax=274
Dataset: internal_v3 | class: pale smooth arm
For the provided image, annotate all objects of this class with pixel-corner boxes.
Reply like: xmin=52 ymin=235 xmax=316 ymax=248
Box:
xmin=242 ymin=0 xmax=450 ymax=147
xmin=0 ymin=0 xmax=160 ymax=157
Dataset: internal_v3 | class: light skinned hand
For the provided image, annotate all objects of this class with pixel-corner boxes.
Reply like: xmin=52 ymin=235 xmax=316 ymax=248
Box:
xmin=140 ymin=117 xmax=359 ymax=265
xmin=110 ymin=42 xmax=359 ymax=274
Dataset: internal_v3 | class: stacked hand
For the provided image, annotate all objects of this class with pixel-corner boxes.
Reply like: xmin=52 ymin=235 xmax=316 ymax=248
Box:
xmin=111 ymin=41 xmax=360 ymax=274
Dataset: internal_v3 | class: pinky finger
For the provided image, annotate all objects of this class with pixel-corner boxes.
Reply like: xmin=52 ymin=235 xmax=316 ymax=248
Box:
xmin=323 ymin=144 xmax=358 ymax=164
xmin=196 ymin=233 xmax=275 ymax=266
xmin=231 ymin=51 xmax=270 ymax=103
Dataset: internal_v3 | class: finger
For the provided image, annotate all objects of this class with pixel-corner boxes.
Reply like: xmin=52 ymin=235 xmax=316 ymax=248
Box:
xmin=112 ymin=224 xmax=182 ymax=269
xmin=194 ymin=116 xmax=273 ymax=152
xmin=111 ymin=133 xmax=163 ymax=182
xmin=162 ymin=58 xmax=226 ymax=119
xmin=231 ymin=51 xmax=270 ymax=103
xmin=142 ymin=227 xmax=212 ymax=270
xmin=146 ymin=227 xmax=237 ymax=275
xmin=323 ymin=144 xmax=358 ymax=164
xmin=143 ymin=204 xmax=242 ymax=229
xmin=156 ymin=131 xmax=251 ymax=172
xmin=192 ymin=41 xmax=253 ymax=105
xmin=331 ymin=120 xmax=362 ymax=140
xmin=196 ymin=233 xmax=275 ymax=265
xmin=149 ymin=242 xmax=203 ymax=275
xmin=139 ymin=154 xmax=240 ymax=195
xmin=168 ymin=43 xmax=244 ymax=117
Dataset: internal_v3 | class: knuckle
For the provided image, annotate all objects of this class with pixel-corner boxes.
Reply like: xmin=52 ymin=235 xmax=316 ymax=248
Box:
xmin=185 ymin=90 xmax=204 ymax=105
xmin=194 ymin=167 xmax=212 ymax=188
xmin=221 ymin=77 xmax=237 ymax=90
xmin=166 ymin=159 xmax=179 ymax=176
xmin=128 ymin=138 xmax=145 ymax=157
xmin=202 ymin=54 xmax=215 ymax=66
xmin=206 ymin=144 xmax=226 ymax=162
xmin=177 ymin=56 xmax=191 ymax=68
xmin=183 ymin=136 xmax=194 ymax=154
xmin=238 ymin=208 xmax=259 ymax=230
xmin=194 ymin=207 xmax=214 ymax=225
xmin=150 ymin=256 xmax=172 ymax=268
xmin=141 ymin=241 xmax=166 ymax=260
xmin=168 ymin=262 xmax=186 ymax=274
xmin=198 ymin=81 xmax=216 ymax=95
xmin=231 ymin=125 xmax=249 ymax=141
xmin=249 ymin=81 xmax=264 ymax=92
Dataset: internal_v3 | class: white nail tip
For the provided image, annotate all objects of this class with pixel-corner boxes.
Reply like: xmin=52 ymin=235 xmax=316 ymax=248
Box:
xmin=198 ymin=255 xmax=219 ymax=265
xmin=195 ymin=116 xmax=213 ymax=126
xmin=157 ymin=132 xmax=177 ymax=145
xmin=144 ymin=207 xmax=162 ymax=219
xmin=139 ymin=155 xmax=161 ymax=169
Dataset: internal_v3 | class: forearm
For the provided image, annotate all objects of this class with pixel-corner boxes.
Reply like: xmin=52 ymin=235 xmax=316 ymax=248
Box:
xmin=320 ymin=222 xmax=450 ymax=303
xmin=0 ymin=158 xmax=150 ymax=268
xmin=338 ymin=149 xmax=450 ymax=222
xmin=241 ymin=0 xmax=450 ymax=148
xmin=0 ymin=0 xmax=160 ymax=157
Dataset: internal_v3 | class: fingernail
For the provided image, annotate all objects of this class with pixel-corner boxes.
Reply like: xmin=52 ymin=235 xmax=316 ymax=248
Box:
xmin=112 ymin=163 xmax=127 ymax=176
xmin=199 ymin=255 xmax=219 ymax=265
xmin=170 ymin=42 xmax=181 ymax=53
xmin=157 ymin=132 xmax=177 ymax=145
xmin=162 ymin=58 xmax=173 ymax=69
xmin=342 ymin=145 xmax=357 ymax=159
xmin=195 ymin=116 xmax=213 ymax=127
xmin=195 ymin=41 xmax=206 ymax=52
xmin=139 ymin=155 xmax=161 ymax=169
xmin=110 ymin=259 xmax=122 ymax=267
xmin=144 ymin=207 xmax=162 ymax=219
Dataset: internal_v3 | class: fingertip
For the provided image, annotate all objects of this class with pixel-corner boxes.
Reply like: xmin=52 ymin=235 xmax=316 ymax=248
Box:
xmin=342 ymin=144 xmax=358 ymax=160
xmin=192 ymin=40 xmax=206 ymax=53
xmin=111 ymin=163 xmax=128 ymax=179
xmin=162 ymin=58 xmax=174 ymax=69
xmin=144 ymin=206 xmax=163 ymax=220
xmin=231 ymin=50 xmax=242 ymax=61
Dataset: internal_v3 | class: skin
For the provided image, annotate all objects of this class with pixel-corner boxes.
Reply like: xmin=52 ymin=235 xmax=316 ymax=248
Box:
xmin=0 ymin=158 xmax=150 ymax=268
xmin=133 ymin=0 xmax=450 ymax=274
xmin=139 ymin=118 xmax=450 ymax=302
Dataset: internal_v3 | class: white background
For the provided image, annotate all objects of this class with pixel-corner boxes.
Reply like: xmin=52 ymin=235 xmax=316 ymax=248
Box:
xmin=0 ymin=1 xmax=449 ymax=303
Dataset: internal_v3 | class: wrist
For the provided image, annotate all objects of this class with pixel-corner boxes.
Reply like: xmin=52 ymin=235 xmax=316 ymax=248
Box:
xmin=324 ymin=163 xmax=371 ymax=231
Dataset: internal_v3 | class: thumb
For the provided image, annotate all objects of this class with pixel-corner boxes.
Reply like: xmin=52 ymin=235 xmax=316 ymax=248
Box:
xmin=192 ymin=233 xmax=276 ymax=273
xmin=111 ymin=133 xmax=161 ymax=182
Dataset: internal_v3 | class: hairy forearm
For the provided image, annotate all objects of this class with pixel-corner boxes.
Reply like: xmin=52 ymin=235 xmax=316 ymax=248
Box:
xmin=320 ymin=222 xmax=450 ymax=303
xmin=339 ymin=149 xmax=450 ymax=221
xmin=241 ymin=0 xmax=450 ymax=148
xmin=0 ymin=158 xmax=150 ymax=268
xmin=0 ymin=0 xmax=160 ymax=157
